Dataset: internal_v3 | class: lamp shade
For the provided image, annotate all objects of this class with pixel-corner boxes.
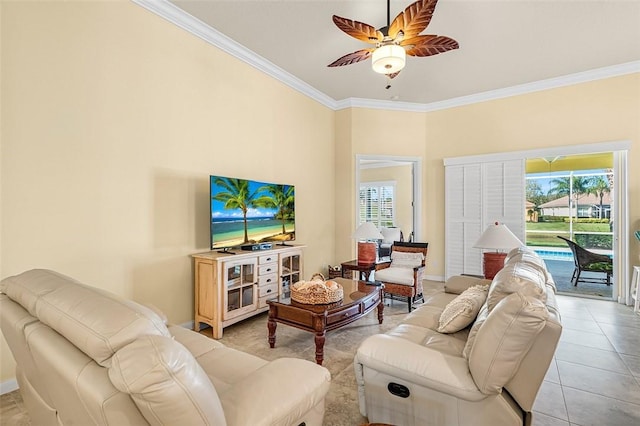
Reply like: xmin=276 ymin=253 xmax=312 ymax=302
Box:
xmin=474 ymin=222 xmax=523 ymax=251
xmin=352 ymin=222 xmax=384 ymax=241
xmin=371 ymin=44 xmax=406 ymax=74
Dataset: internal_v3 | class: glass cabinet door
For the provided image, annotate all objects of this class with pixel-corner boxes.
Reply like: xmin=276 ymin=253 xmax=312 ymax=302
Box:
xmin=223 ymin=260 xmax=257 ymax=319
xmin=279 ymin=250 xmax=303 ymax=299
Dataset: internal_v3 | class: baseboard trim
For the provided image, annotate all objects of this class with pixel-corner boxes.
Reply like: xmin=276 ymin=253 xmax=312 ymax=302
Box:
xmin=179 ymin=320 xmax=194 ymax=330
xmin=424 ymin=274 xmax=445 ymax=282
xmin=1 ymin=379 xmax=19 ymax=395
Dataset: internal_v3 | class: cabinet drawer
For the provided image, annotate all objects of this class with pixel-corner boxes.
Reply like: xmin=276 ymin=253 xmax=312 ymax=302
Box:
xmin=259 ymin=283 xmax=278 ymax=298
xmin=258 ymin=254 xmax=277 ymax=264
xmin=258 ymin=273 xmax=278 ymax=286
xmin=259 ymin=264 xmax=277 ymax=276
xmin=326 ymin=304 xmax=361 ymax=326
xmin=363 ymin=292 xmax=381 ymax=311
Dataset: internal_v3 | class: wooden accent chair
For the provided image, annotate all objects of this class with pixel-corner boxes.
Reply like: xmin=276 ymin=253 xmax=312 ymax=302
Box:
xmin=374 ymin=241 xmax=428 ymax=312
xmin=557 ymin=236 xmax=613 ymax=286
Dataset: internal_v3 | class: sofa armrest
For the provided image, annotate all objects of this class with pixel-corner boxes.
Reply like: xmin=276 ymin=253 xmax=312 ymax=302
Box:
xmin=444 ymin=275 xmax=491 ymax=295
xmin=355 ymin=334 xmax=485 ymax=402
xmin=219 ymin=358 xmax=331 ymax=426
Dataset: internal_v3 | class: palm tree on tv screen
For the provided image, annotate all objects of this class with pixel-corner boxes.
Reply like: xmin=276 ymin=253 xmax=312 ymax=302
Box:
xmin=212 ymin=178 xmax=272 ymax=243
xmin=259 ymin=184 xmax=295 ymax=236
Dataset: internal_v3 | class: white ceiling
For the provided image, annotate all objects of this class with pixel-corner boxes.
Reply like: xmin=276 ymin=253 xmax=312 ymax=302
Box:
xmin=150 ymin=0 xmax=640 ymax=108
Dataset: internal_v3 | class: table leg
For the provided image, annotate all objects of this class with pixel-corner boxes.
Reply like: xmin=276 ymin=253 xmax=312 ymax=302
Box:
xmin=314 ymin=331 xmax=326 ymax=365
xmin=377 ymin=298 xmax=384 ymax=324
xmin=267 ymin=318 xmax=277 ymax=348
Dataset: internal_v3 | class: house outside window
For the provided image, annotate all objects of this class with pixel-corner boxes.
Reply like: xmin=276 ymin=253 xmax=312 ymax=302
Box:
xmin=526 ymin=168 xmax=613 ymax=251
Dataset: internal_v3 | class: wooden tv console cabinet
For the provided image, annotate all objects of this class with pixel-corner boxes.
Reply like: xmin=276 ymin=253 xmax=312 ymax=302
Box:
xmin=192 ymin=245 xmax=305 ymax=338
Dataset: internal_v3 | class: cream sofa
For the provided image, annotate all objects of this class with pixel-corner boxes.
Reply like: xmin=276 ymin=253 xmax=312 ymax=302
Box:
xmin=354 ymin=247 xmax=562 ymax=426
xmin=0 ymin=269 xmax=331 ymax=426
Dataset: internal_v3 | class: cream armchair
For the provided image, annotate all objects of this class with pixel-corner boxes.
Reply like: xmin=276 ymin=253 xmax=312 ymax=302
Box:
xmin=374 ymin=241 xmax=428 ymax=312
xmin=378 ymin=227 xmax=404 ymax=258
xmin=0 ymin=269 xmax=331 ymax=426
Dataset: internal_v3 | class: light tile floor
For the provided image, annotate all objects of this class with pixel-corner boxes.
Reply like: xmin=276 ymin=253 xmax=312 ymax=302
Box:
xmin=532 ymin=295 xmax=640 ymax=426
xmin=1 ymin=294 xmax=639 ymax=425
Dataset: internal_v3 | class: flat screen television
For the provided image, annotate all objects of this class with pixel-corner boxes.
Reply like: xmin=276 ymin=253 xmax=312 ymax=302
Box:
xmin=210 ymin=175 xmax=295 ymax=251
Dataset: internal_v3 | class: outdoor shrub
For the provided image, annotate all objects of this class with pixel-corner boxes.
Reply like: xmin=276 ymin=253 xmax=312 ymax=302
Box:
xmin=540 ymin=215 xmax=566 ymax=222
xmin=575 ymin=234 xmax=613 ymax=250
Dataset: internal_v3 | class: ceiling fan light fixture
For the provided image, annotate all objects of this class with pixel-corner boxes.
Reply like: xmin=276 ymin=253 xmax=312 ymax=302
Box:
xmin=371 ymin=44 xmax=406 ymax=74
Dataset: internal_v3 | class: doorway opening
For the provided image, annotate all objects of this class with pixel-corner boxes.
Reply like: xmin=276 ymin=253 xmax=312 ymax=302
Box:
xmin=355 ymin=155 xmax=422 ymax=243
xmin=526 ymin=153 xmax=614 ymax=299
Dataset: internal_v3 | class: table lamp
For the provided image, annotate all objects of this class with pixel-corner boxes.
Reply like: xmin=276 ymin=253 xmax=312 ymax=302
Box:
xmin=473 ymin=222 xmax=523 ymax=279
xmin=352 ymin=222 xmax=384 ymax=264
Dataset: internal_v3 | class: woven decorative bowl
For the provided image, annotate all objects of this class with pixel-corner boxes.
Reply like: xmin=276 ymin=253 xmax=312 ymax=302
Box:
xmin=291 ymin=273 xmax=344 ymax=304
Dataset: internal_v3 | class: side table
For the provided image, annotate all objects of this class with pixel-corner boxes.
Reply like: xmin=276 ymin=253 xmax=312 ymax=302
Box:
xmin=341 ymin=259 xmax=391 ymax=281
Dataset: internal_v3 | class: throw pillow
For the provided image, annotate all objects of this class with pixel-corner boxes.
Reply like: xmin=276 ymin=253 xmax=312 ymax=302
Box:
xmin=380 ymin=227 xmax=402 ymax=244
xmin=390 ymin=251 xmax=424 ymax=268
xmin=437 ymin=284 xmax=489 ymax=333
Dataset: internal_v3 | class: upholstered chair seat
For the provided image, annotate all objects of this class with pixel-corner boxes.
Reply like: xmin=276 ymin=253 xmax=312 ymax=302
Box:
xmin=375 ymin=267 xmax=414 ymax=286
xmin=375 ymin=242 xmax=428 ymax=312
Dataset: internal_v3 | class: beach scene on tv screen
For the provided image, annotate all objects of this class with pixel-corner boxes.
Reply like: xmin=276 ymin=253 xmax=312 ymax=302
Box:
xmin=211 ymin=176 xmax=295 ymax=249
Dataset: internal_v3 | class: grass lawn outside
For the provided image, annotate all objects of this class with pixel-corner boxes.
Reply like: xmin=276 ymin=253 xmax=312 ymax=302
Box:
xmin=526 ymin=222 xmax=612 ymax=248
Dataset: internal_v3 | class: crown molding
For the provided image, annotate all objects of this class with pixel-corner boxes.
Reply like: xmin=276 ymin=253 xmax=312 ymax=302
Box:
xmin=340 ymin=61 xmax=640 ymax=112
xmin=132 ymin=0 xmax=337 ymax=109
xmin=133 ymin=1 xmax=639 ymax=114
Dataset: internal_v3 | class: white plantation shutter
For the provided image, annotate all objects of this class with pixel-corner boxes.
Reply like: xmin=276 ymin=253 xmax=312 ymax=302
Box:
xmin=483 ymin=160 xmax=526 ymax=242
xmin=359 ymin=181 xmax=395 ymax=227
xmin=445 ymin=159 xmax=525 ymax=279
xmin=445 ymin=164 xmax=483 ymax=278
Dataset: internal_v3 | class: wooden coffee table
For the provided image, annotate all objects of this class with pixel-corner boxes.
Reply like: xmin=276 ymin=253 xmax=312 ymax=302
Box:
xmin=267 ymin=278 xmax=384 ymax=365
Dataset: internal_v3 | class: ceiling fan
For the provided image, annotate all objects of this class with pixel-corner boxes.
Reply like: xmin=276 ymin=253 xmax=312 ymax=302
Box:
xmin=328 ymin=0 xmax=458 ymax=79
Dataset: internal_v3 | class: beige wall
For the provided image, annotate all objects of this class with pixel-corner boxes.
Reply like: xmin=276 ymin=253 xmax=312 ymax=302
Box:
xmin=0 ymin=1 xmax=335 ymax=382
xmin=336 ymin=75 xmax=639 ymax=278
xmin=334 ymin=109 xmax=353 ymax=263
xmin=1 ymin=1 xmax=638 ymax=387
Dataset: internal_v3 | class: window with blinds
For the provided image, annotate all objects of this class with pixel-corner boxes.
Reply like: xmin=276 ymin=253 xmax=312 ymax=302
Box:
xmin=359 ymin=181 xmax=396 ymax=227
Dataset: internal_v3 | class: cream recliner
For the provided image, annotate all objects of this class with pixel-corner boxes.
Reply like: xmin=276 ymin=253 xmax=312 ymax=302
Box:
xmin=0 ymin=269 xmax=331 ymax=426
xmin=354 ymin=247 xmax=562 ymax=426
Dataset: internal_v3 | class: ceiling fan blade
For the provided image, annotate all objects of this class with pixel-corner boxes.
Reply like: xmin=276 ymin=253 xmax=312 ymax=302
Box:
xmin=405 ymin=35 xmax=459 ymax=57
xmin=327 ymin=49 xmax=375 ymax=67
xmin=332 ymin=15 xmax=383 ymax=43
xmin=389 ymin=0 xmax=439 ymax=40
xmin=400 ymin=34 xmax=437 ymax=47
